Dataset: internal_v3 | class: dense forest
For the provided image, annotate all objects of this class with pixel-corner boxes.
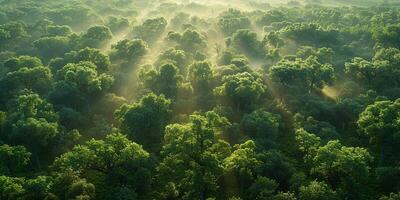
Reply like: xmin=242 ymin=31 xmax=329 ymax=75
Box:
xmin=0 ymin=0 xmax=400 ymax=199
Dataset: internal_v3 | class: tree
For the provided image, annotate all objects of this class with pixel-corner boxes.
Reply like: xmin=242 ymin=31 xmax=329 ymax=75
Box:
xmin=110 ymin=39 xmax=148 ymax=64
xmin=357 ymin=99 xmax=400 ymax=165
xmin=264 ymin=32 xmax=284 ymax=49
xmin=218 ymin=9 xmax=251 ymax=36
xmin=51 ymin=47 xmax=111 ymax=72
xmin=65 ymin=179 xmax=95 ymax=200
xmin=0 ymin=66 xmax=52 ymax=105
xmin=241 ymin=109 xmax=280 ymax=147
xmin=310 ymin=140 xmax=372 ymax=199
xmin=167 ymin=29 xmax=206 ymax=52
xmin=33 ymin=36 xmax=70 ymax=60
xmin=132 ymin=17 xmax=167 ymax=44
xmin=49 ymin=61 xmax=113 ymax=111
xmin=139 ymin=63 xmax=182 ymax=99
xmin=373 ymin=24 xmax=400 ymax=48
xmin=24 ymin=176 xmax=53 ymax=200
xmin=50 ymin=170 xmax=95 ymax=200
xmin=257 ymin=150 xmax=295 ymax=190
xmin=281 ymin=23 xmax=339 ymax=47
xmin=170 ymin=12 xmax=190 ymax=29
xmin=53 ymin=133 xmax=152 ymax=200
xmin=2 ymin=91 xmax=60 ymax=168
xmin=3 ymin=56 xmax=43 ymax=72
xmin=296 ymin=47 xmax=334 ymax=64
xmin=230 ymin=29 xmax=266 ymax=59
xmin=345 ymin=48 xmax=400 ymax=91
xmin=2 ymin=66 xmax=51 ymax=92
xmin=0 ymin=144 xmax=31 ymax=175
xmin=214 ymin=72 xmax=265 ymax=110
xmin=293 ymin=113 xmax=339 ymax=143
xmin=375 ymin=167 xmax=400 ymax=193
xmin=269 ymin=56 xmax=335 ymax=93
xmin=0 ymin=176 xmax=25 ymax=200
xmin=45 ymin=25 xmax=72 ymax=37
xmin=80 ymin=25 xmax=113 ymax=49
xmin=344 ymin=58 xmax=379 ymax=90
xmin=299 ymin=181 xmax=338 ymax=200
xmin=0 ymin=21 xmax=28 ymax=51
xmin=115 ymin=93 xmax=172 ymax=152
xmin=273 ymin=192 xmax=297 ymax=200
xmin=106 ymin=16 xmax=130 ymax=34
xmin=187 ymin=61 xmax=214 ymax=109
xmin=256 ymin=10 xmax=287 ymax=27
xmin=155 ymin=112 xmax=231 ymax=200
xmin=373 ymin=47 xmax=400 ymax=65
xmin=223 ymin=140 xmax=261 ymax=197
xmin=295 ymin=128 xmax=321 ymax=156
xmin=156 ymin=48 xmax=189 ymax=72
xmin=380 ymin=192 xmax=400 ymax=200
xmin=246 ymin=176 xmax=278 ymax=200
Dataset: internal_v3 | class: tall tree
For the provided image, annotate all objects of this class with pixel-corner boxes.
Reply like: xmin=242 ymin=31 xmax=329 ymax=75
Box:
xmin=53 ymin=133 xmax=152 ymax=200
xmin=214 ymin=72 xmax=265 ymax=111
xmin=357 ymin=99 xmax=400 ymax=165
xmin=115 ymin=93 xmax=172 ymax=152
xmin=155 ymin=112 xmax=231 ymax=200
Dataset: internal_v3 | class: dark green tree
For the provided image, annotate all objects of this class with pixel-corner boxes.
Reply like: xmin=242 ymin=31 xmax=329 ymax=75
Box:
xmin=53 ymin=133 xmax=152 ymax=200
xmin=214 ymin=72 xmax=265 ymax=110
xmin=115 ymin=93 xmax=172 ymax=152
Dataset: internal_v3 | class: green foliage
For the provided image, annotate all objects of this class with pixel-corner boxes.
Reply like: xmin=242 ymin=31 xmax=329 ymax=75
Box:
xmin=246 ymin=176 xmax=278 ymax=200
xmin=156 ymin=48 xmax=188 ymax=71
xmin=1 ymin=1 xmax=400 ymax=199
xmin=45 ymin=25 xmax=72 ymax=37
xmin=167 ymin=29 xmax=206 ymax=52
xmin=218 ymin=9 xmax=251 ymax=36
xmin=294 ymin=113 xmax=339 ymax=143
xmin=299 ymin=181 xmax=338 ymax=200
xmin=346 ymin=48 xmax=400 ymax=91
xmin=256 ymin=10 xmax=287 ymax=27
xmin=53 ymin=133 xmax=151 ymax=199
xmin=241 ymin=109 xmax=280 ymax=146
xmin=106 ymin=16 xmax=130 ymax=34
xmin=115 ymin=93 xmax=172 ymax=152
xmin=376 ymin=167 xmax=400 ymax=193
xmin=0 ymin=144 xmax=31 ymax=175
xmin=80 ymin=25 xmax=113 ymax=49
xmin=229 ymin=29 xmax=267 ymax=59
xmin=373 ymin=24 xmax=400 ymax=48
xmin=0 ymin=21 xmax=28 ymax=51
xmin=3 ymin=91 xmax=59 ymax=148
xmin=110 ymin=39 xmax=148 ymax=63
xmin=187 ymin=61 xmax=214 ymax=109
xmin=56 ymin=47 xmax=111 ymax=72
xmin=3 ymin=56 xmax=43 ymax=72
xmin=295 ymin=128 xmax=321 ymax=155
xmin=380 ymin=192 xmax=400 ymax=200
xmin=311 ymin=141 xmax=372 ymax=188
xmin=357 ymin=99 xmax=400 ymax=165
xmin=132 ymin=17 xmax=167 ymax=44
xmin=0 ymin=176 xmax=25 ymax=200
xmin=49 ymin=61 xmax=113 ymax=110
xmin=0 ymin=66 xmax=52 ymax=103
xmin=50 ymin=170 xmax=95 ymax=200
xmin=33 ymin=36 xmax=70 ymax=59
xmin=281 ymin=23 xmax=339 ymax=47
xmin=214 ymin=72 xmax=265 ymax=110
xmin=155 ymin=112 xmax=230 ymax=199
xmin=269 ymin=56 xmax=335 ymax=93
xmin=139 ymin=63 xmax=183 ymax=99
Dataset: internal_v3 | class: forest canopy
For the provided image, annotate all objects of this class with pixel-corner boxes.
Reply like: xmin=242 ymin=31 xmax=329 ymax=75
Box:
xmin=0 ymin=0 xmax=400 ymax=199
